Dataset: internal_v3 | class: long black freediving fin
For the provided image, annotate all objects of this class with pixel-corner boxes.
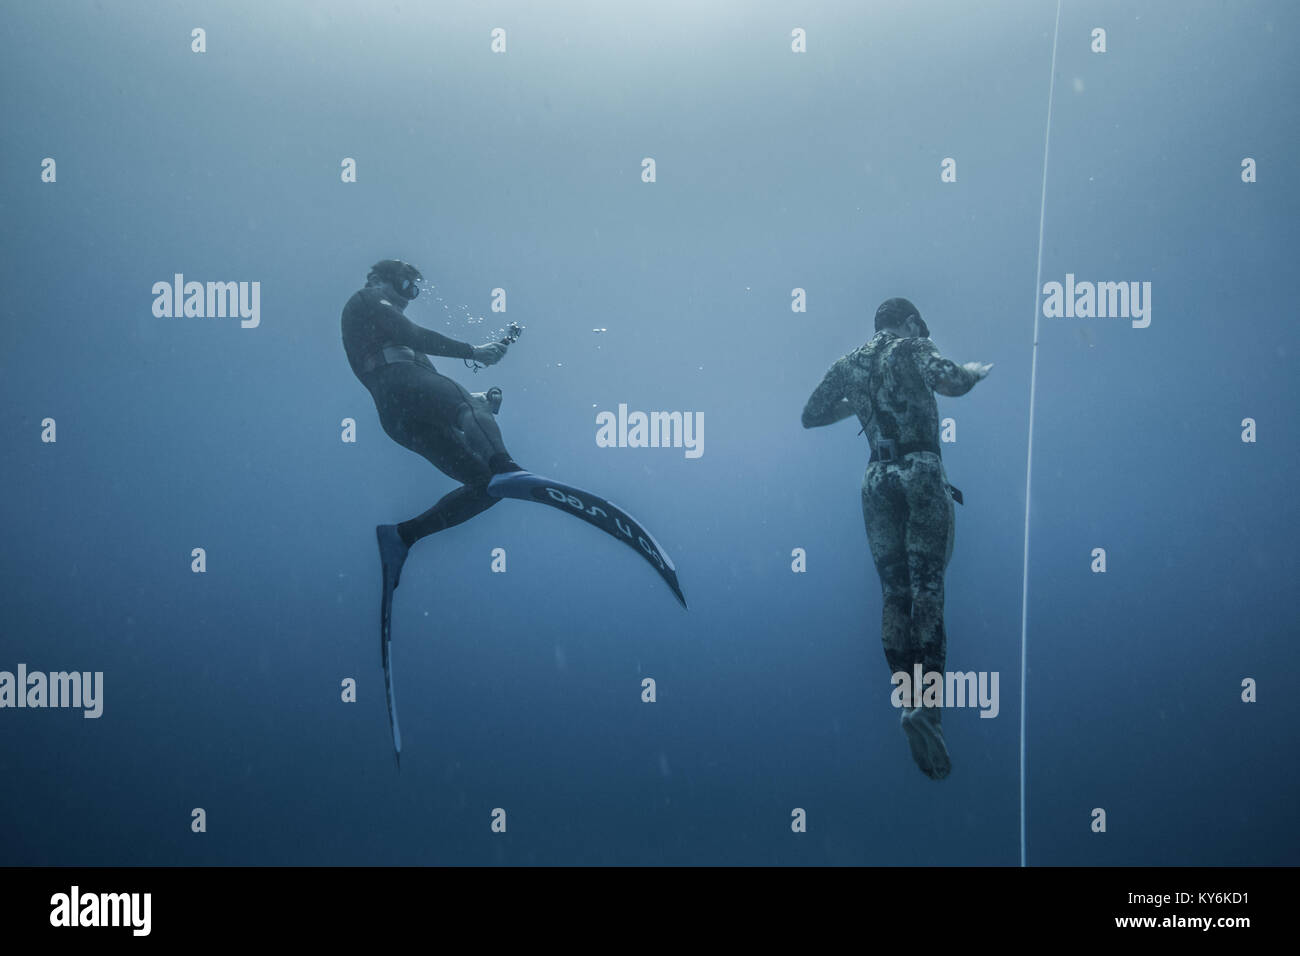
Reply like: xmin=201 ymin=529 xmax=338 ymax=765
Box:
xmin=381 ymin=601 xmax=401 ymax=770
xmin=377 ymin=526 xmax=404 ymax=769
xmin=486 ymin=470 xmax=687 ymax=608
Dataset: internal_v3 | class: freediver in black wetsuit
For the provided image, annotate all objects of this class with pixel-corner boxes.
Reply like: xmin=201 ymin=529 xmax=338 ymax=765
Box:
xmin=342 ymin=259 xmax=521 ymax=589
xmin=342 ymin=259 xmax=686 ymax=761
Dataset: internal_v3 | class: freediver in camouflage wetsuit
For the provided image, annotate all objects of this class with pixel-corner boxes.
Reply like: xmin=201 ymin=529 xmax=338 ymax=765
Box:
xmin=802 ymin=298 xmax=992 ymax=779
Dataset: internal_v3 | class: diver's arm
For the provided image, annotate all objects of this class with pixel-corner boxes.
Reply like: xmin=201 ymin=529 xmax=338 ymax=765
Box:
xmin=371 ymin=294 xmax=476 ymax=359
xmin=375 ymin=297 xmax=508 ymax=364
xmin=356 ymin=290 xmax=473 ymax=361
xmin=817 ymin=399 xmax=856 ymax=425
xmin=912 ymin=339 xmax=989 ymax=397
xmin=802 ymin=358 xmax=854 ymax=428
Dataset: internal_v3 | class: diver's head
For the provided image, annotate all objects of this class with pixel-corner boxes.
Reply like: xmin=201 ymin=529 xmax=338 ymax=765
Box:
xmin=367 ymin=259 xmax=423 ymax=302
xmin=874 ymin=297 xmax=928 ymax=338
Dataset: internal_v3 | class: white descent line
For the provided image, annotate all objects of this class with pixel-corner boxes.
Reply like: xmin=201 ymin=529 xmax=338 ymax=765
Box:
xmin=1022 ymin=0 xmax=1063 ymax=869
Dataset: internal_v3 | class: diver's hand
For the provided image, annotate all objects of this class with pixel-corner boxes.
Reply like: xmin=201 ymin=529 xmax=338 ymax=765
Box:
xmin=962 ymin=361 xmax=993 ymax=381
xmin=471 ymin=343 xmax=507 ymax=366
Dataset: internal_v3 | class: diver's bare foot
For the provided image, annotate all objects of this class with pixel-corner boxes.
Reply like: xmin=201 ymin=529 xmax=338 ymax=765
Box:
xmin=909 ymin=706 xmax=952 ymax=780
xmin=901 ymin=707 xmax=934 ymax=777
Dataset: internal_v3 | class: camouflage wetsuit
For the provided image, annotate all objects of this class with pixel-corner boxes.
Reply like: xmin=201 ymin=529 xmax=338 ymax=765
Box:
xmin=802 ymin=330 xmax=981 ymax=694
xmin=342 ymin=285 xmax=519 ymax=545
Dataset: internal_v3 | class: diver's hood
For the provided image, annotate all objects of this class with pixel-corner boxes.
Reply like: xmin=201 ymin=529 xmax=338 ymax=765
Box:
xmin=370 ymin=259 xmax=423 ymax=298
xmin=875 ymin=296 xmax=927 ymax=336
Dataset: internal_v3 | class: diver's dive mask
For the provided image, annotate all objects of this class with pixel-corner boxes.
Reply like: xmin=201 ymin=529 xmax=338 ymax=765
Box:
xmin=395 ymin=275 xmax=420 ymax=299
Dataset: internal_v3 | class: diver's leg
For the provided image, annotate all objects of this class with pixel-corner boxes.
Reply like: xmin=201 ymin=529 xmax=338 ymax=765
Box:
xmin=399 ymin=373 xmax=521 ymax=478
xmin=371 ymin=365 xmax=520 ymax=484
xmin=453 ymin=395 xmax=522 ymax=475
xmin=396 ymin=482 xmax=499 ymax=547
xmin=862 ymin=464 xmax=913 ymax=680
xmin=903 ymin=455 xmax=955 ymax=683
xmin=901 ymin=453 xmax=957 ymax=779
xmin=367 ymin=367 xmax=507 ymax=607
xmin=377 ymin=484 xmax=498 ymax=601
xmin=864 ymin=464 xmax=934 ymax=777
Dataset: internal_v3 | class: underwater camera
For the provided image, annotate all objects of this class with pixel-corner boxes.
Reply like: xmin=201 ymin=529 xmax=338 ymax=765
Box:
xmin=467 ymin=321 xmax=525 ymax=372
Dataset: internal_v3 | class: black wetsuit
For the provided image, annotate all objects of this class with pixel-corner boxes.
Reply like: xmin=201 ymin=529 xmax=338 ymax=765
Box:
xmin=803 ymin=330 xmax=981 ymax=697
xmin=342 ymin=285 xmax=519 ymax=545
